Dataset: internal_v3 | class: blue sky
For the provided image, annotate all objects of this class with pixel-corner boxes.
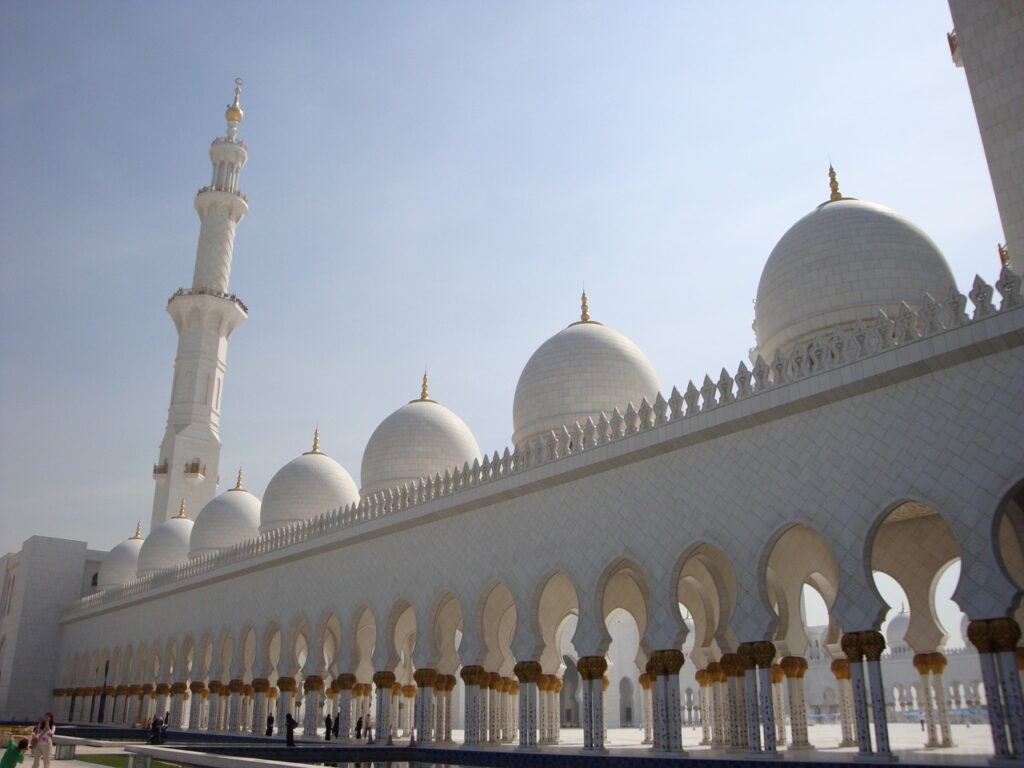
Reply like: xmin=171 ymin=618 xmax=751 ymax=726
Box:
xmin=0 ymin=2 xmax=1001 ymax=645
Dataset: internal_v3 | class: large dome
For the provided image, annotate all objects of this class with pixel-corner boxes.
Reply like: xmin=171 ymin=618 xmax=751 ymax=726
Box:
xmin=512 ymin=295 xmax=661 ymax=449
xmin=886 ymin=607 xmax=910 ymax=651
xmin=361 ymin=376 xmax=481 ymax=498
xmin=137 ymin=506 xmax=194 ymax=577
xmin=260 ymin=432 xmax=360 ymax=533
xmin=189 ymin=471 xmax=261 ymax=558
xmin=754 ymin=181 xmax=956 ymax=362
xmin=98 ymin=525 xmax=144 ymax=589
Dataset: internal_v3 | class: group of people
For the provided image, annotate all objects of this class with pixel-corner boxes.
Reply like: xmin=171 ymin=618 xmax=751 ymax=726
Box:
xmin=264 ymin=710 xmax=374 ymax=746
xmin=2 ymin=714 xmax=55 ymax=768
xmin=147 ymin=712 xmax=170 ymax=745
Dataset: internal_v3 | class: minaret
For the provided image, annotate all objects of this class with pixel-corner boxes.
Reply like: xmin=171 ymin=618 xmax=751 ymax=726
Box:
xmin=150 ymin=81 xmax=250 ymax=530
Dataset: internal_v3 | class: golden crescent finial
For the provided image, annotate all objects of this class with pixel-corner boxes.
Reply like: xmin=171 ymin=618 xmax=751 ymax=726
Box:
xmin=133 ymin=521 xmax=143 ymax=539
xmin=828 ymin=164 xmax=842 ymax=202
xmin=225 ymin=78 xmax=244 ymax=124
xmin=312 ymin=427 xmax=321 ymax=453
xmin=999 ymin=243 xmax=1010 ymax=268
xmin=175 ymin=499 xmax=187 ymax=519
xmin=581 ymin=290 xmax=590 ymax=323
xmin=421 ymin=371 xmax=430 ymax=401
xmin=234 ymin=467 xmax=244 ymax=491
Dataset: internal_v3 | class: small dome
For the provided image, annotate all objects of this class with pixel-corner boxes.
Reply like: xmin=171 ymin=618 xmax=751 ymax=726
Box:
xmin=137 ymin=508 xmax=194 ymax=577
xmin=361 ymin=376 xmax=481 ymax=498
xmin=886 ymin=608 xmax=910 ymax=649
xmin=225 ymin=82 xmax=244 ymax=124
xmin=98 ymin=525 xmax=144 ymax=589
xmin=189 ymin=471 xmax=261 ymax=558
xmin=513 ymin=295 xmax=661 ymax=449
xmin=754 ymin=185 xmax=956 ymax=362
xmin=260 ymin=432 xmax=360 ymax=533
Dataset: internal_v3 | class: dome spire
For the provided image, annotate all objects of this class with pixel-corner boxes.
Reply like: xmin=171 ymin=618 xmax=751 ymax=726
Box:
xmin=421 ymin=371 xmax=430 ymax=401
xmin=132 ymin=521 xmax=143 ymax=539
xmin=225 ymin=78 xmax=244 ymax=128
xmin=828 ymin=163 xmax=842 ymax=202
xmin=305 ymin=427 xmax=322 ymax=455
xmin=231 ymin=467 xmax=245 ymax=491
xmin=175 ymin=499 xmax=187 ymax=519
xmin=581 ymin=290 xmax=591 ymax=323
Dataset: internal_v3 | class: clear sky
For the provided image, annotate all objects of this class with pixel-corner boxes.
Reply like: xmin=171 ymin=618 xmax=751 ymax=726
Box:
xmin=0 ymin=2 xmax=1000 ymax=648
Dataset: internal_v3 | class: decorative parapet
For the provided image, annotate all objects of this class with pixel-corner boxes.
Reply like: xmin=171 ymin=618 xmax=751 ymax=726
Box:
xmin=167 ymin=287 xmax=248 ymax=313
xmin=63 ymin=267 xmax=1023 ymax=618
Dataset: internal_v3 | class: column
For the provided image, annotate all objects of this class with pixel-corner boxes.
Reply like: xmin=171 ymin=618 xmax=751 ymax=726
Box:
xmin=301 ymin=675 xmax=324 ymax=739
xmin=862 ymin=631 xmax=892 ymax=756
xmin=432 ymin=675 xmax=446 ymax=743
xmin=537 ymin=675 xmax=550 ymax=743
xmin=737 ymin=645 xmax=761 ymax=752
xmin=781 ymin=656 xmax=811 ymax=748
xmin=553 ymin=678 xmax=562 ymax=743
xmin=640 ymin=673 xmax=653 ymax=744
xmin=371 ymin=672 xmax=393 ymax=745
xmin=929 ymin=653 xmax=954 ymax=747
xmin=461 ymin=665 xmax=482 ymax=745
xmin=914 ymin=653 xmax=939 ymax=747
xmin=390 ymin=682 xmax=401 ymax=739
xmin=601 ymin=676 xmax=609 ymax=745
xmin=488 ymin=673 xmax=500 ymax=743
xmin=444 ymin=675 xmax=456 ymax=742
xmin=249 ymin=678 xmax=269 ymax=736
xmin=770 ymin=665 xmax=786 ymax=747
xmin=127 ymin=686 xmax=142 ymax=727
xmin=513 ymin=662 xmax=539 ymax=748
xmin=169 ymin=682 xmax=187 ymax=728
xmin=708 ymin=662 xmax=728 ymax=747
xmin=141 ymin=683 xmax=156 ymax=723
xmin=695 ymin=671 xmax=711 ymax=745
xmin=660 ymin=649 xmax=686 ymax=752
xmin=646 ymin=656 xmax=664 ymax=750
xmin=721 ymin=654 xmax=747 ymax=750
xmin=333 ymin=674 xmax=353 ymax=740
xmin=155 ymin=683 xmax=170 ymax=722
xmin=275 ymin=677 xmax=296 ymax=738
xmin=841 ymin=632 xmax=873 ymax=755
xmin=411 ymin=669 xmax=435 ymax=743
xmin=577 ymin=656 xmax=608 ymax=752
xmin=227 ymin=679 xmax=244 ymax=732
xmin=991 ymin=618 xmax=1024 ymax=756
xmin=752 ymin=642 xmax=777 ymax=754
xmin=831 ymin=660 xmax=856 ymax=747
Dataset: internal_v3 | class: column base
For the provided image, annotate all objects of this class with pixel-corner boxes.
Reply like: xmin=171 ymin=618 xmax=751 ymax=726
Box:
xmin=838 ymin=739 xmax=858 ymax=747
xmin=854 ymin=753 xmax=898 ymax=763
xmin=787 ymin=742 xmax=814 ymax=750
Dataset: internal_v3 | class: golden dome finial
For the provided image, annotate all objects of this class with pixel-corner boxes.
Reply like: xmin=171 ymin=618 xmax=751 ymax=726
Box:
xmin=828 ymin=163 xmax=842 ymax=202
xmin=420 ymin=371 xmax=430 ymax=401
xmin=132 ymin=521 xmax=143 ymax=539
xmin=999 ymin=242 xmax=1010 ymax=268
xmin=311 ymin=427 xmax=321 ymax=454
xmin=225 ymin=78 xmax=244 ymax=124
xmin=233 ymin=467 xmax=245 ymax=491
xmin=175 ymin=499 xmax=187 ymax=519
xmin=581 ymin=290 xmax=591 ymax=323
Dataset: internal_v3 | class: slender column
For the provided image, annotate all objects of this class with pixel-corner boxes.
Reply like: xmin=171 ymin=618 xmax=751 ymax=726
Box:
xmin=721 ymin=654 xmax=747 ymax=750
xmin=126 ymin=686 xmax=141 ymax=726
xmin=478 ymin=674 xmax=490 ymax=743
xmin=841 ymin=633 xmax=873 ymax=755
xmin=488 ymin=673 xmax=500 ymax=742
xmin=646 ymin=655 xmax=665 ymax=750
xmin=640 ymin=673 xmax=654 ymax=744
xmin=992 ymin=618 xmax=1024 ymax=756
xmin=206 ymin=682 xmax=222 ymax=731
xmin=781 ymin=656 xmax=811 ymax=748
xmin=371 ymin=672 xmax=393 ymax=745
xmin=926 ymin=653 xmax=954 ymax=748
xmin=708 ymin=662 xmax=728 ymax=747
xmin=695 ymin=671 xmax=711 ymax=745
xmin=577 ymin=656 xmax=607 ymax=752
xmin=514 ymin=661 xmax=540 ymax=748
xmin=461 ymin=665 xmax=483 ymax=746
xmin=601 ymin=676 xmax=610 ymax=744
xmin=249 ymin=679 xmax=269 ymax=736
xmin=155 ymin=683 xmax=170 ymax=723
xmin=914 ymin=654 xmax=939 ymax=747
xmin=537 ymin=676 xmax=550 ymax=743
xmin=752 ymin=642 xmax=776 ymax=754
xmin=302 ymin=676 xmax=324 ymax=739
xmin=862 ymin=631 xmax=892 ymax=756
xmin=738 ymin=645 xmax=761 ymax=752
xmin=770 ymin=665 xmax=786 ymax=746
xmin=831 ymin=661 xmax=856 ymax=747
xmin=335 ymin=675 xmax=354 ymax=740
xmin=432 ymin=676 xmax=446 ymax=742
xmin=187 ymin=684 xmax=205 ymax=730
xmin=226 ymin=679 xmax=243 ymax=731
xmin=412 ymin=669 xmax=435 ymax=743
xmin=553 ymin=678 xmax=562 ymax=743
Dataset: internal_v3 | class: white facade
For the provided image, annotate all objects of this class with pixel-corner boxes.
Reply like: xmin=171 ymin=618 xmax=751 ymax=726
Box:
xmin=2 ymin=4 xmax=1024 ymax=763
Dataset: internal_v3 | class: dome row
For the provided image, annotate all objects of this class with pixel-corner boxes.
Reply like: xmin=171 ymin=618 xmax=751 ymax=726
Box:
xmin=100 ymin=172 xmax=959 ymax=588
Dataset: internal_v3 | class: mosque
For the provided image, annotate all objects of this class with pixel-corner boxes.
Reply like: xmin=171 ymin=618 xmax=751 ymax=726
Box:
xmin=1 ymin=1 xmax=1023 ymax=762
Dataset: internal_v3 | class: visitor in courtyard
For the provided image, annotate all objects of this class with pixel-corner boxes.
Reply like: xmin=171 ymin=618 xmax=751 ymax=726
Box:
xmin=364 ymin=714 xmax=373 ymax=743
xmin=284 ymin=713 xmax=297 ymax=747
xmin=332 ymin=714 xmax=339 ymax=739
xmin=30 ymin=713 xmax=55 ymax=768
xmin=149 ymin=714 xmax=162 ymax=745
xmin=264 ymin=713 xmax=274 ymax=737
xmin=354 ymin=715 xmax=363 ymax=739
xmin=324 ymin=712 xmax=332 ymax=741
xmin=1 ymin=740 xmax=29 ymax=768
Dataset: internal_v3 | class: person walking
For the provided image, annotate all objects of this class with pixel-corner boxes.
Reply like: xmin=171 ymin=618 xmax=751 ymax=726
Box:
xmin=31 ymin=713 xmax=55 ymax=768
xmin=284 ymin=713 xmax=297 ymax=747
xmin=265 ymin=713 xmax=274 ymax=737
xmin=324 ymin=712 xmax=332 ymax=741
xmin=354 ymin=715 xmax=363 ymax=739
xmin=332 ymin=713 xmax=339 ymax=739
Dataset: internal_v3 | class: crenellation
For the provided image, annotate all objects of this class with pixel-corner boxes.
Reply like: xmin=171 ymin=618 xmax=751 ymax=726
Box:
xmin=969 ymin=275 xmax=996 ymax=318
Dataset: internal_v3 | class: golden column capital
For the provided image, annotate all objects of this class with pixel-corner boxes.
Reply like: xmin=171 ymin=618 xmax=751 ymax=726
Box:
xmin=413 ymin=668 xmax=437 ymax=688
xmin=513 ymin=661 xmax=541 ymax=684
xmin=841 ymin=632 xmax=864 ymax=661
xmin=276 ymin=677 xmax=296 ymax=693
xmin=990 ymin=617 xmax=1022 ymax=653
xmin=830 ymin=659 xmax=851 ymax=680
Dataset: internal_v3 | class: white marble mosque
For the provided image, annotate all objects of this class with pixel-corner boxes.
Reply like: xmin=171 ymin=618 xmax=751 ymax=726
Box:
xmin=1 ymin=1 xmax=1023 ymax=762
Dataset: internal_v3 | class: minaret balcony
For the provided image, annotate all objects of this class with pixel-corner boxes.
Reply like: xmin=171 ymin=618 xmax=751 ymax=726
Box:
xmin=184 ymin=462 xmax=207 ymax=484
xmin=152 ymin=461 xmax=169 ymax=481
xmin=167 ymin=287 xmax=248 ymax=314
xmin=197 ymin=185 xmax=247 ymax=202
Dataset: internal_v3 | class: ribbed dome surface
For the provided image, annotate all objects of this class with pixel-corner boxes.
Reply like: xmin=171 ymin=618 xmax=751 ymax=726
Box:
xmin=361 ymin=399 xmax=480 ymax=498
xmin=137 ymin=516 xmax=194 ymax=577
xmin=190 ymin=487 xmax=261 ymax=558
xmin=260 ymin=450 xmax=360 ymax=533
xmin=98 ymin=535 xmax=144 ymax=589
xmin=513 ymin=321 xmax=661 ymax=449
xmin=754 ymin=198 xmax=956 ymax=362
